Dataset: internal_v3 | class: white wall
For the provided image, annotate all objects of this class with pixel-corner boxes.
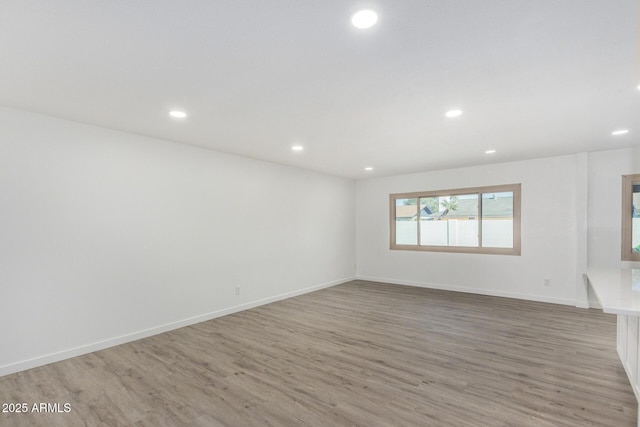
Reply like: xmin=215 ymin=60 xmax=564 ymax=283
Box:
xmin=356 ymin=155 xmax=586 ymax=306
xmin=0 ymin=107 xmax=356 ymax=376
xmin=588 ymin=147 xmax=640 ymax=269
xmin=357 ymin=147 xmax=640 ymax=307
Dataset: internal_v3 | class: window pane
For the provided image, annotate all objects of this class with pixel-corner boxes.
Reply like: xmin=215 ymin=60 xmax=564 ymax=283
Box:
xmin=395 ymin=198 xmax=417 ymax=245
xmin=633 ymin=182 xmax=639 ymax=253
xmin=482 ymin=191 xmax=513 ymax=248
xmin=420 ymin=194 xmax=478 ymax=247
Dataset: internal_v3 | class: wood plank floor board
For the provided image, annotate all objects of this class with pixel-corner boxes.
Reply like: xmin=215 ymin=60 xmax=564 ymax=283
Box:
xmin=0 ymin=280 xmax=636 ymax=426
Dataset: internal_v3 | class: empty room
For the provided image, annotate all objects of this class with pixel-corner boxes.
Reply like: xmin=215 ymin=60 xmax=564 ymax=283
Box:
xmin=1 ymin=1 xmax=640 ymax=426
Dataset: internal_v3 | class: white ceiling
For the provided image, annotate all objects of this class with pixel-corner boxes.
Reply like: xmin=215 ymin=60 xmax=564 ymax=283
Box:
xmin=1 ymin=1 xmax=639 ymax=179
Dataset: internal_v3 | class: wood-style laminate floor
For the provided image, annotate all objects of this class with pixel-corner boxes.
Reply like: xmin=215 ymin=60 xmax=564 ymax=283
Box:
xmin=0 ymin=280 xmax=636 ymax=426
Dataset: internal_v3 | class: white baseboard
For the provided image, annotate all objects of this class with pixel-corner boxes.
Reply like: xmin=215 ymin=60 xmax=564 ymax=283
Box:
xmin=580 ymin=300 xmax=603 ymax=310
xmin=356 ymin=275 xmax=578 ymax=307
xmin=0 ymin=276 xmax=355 ymax=378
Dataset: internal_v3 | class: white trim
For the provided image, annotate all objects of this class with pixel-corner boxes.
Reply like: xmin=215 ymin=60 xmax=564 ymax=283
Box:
xmin=357 ymin=275 xmax=578 ymax=306
xmin=585 ymin=300 xmax=603 ymax=309
xmin=575 ymin=301 xmax=591 ymax=309
xmin=0 ymin=276 xmax=354 ymax=378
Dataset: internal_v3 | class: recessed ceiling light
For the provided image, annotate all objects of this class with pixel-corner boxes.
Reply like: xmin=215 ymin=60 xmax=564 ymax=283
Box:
xmin=351 ymin=10 xmax=378 ymax=29
xmin=445 ymin=109 xmax=463 ymax=118
xmin=612 ymin=129 xmax=629 ymax=136
xmin=364 ymin=167 xmax=374 ymax=171
xmin=291 ymin=145 xmax=304 ymax=151
xmin=485 ymin=150 xmax=496 ymax=154
xmin=169 ymin=110 xmax=187 ymax=118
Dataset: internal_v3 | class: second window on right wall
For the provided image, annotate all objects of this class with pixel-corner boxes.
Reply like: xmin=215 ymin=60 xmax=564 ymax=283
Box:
xmin=622 ymin=174 xmax=640 ymax=261
xmin=390 ymin=183 xmax=521 ymax=255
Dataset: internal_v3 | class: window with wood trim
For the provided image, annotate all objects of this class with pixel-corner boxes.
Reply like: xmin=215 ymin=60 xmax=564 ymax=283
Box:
xmin=390 ymin=184 xmax=521 ymax=255
xmin=622 ymin=174 xmax=640 ymax=261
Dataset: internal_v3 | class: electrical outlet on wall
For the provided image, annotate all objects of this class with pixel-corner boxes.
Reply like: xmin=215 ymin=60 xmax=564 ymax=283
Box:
xmin=544 ymin=279 xmax=551 ymax=287
xmin=235 ymin=286 xmax=241 ymax=296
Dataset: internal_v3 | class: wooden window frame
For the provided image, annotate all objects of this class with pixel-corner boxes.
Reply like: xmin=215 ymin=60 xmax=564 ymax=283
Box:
xmin=389 ymin=183 xmax=521 ymax=255
xmin=622 ymin=174 xmax=640 ymax=261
